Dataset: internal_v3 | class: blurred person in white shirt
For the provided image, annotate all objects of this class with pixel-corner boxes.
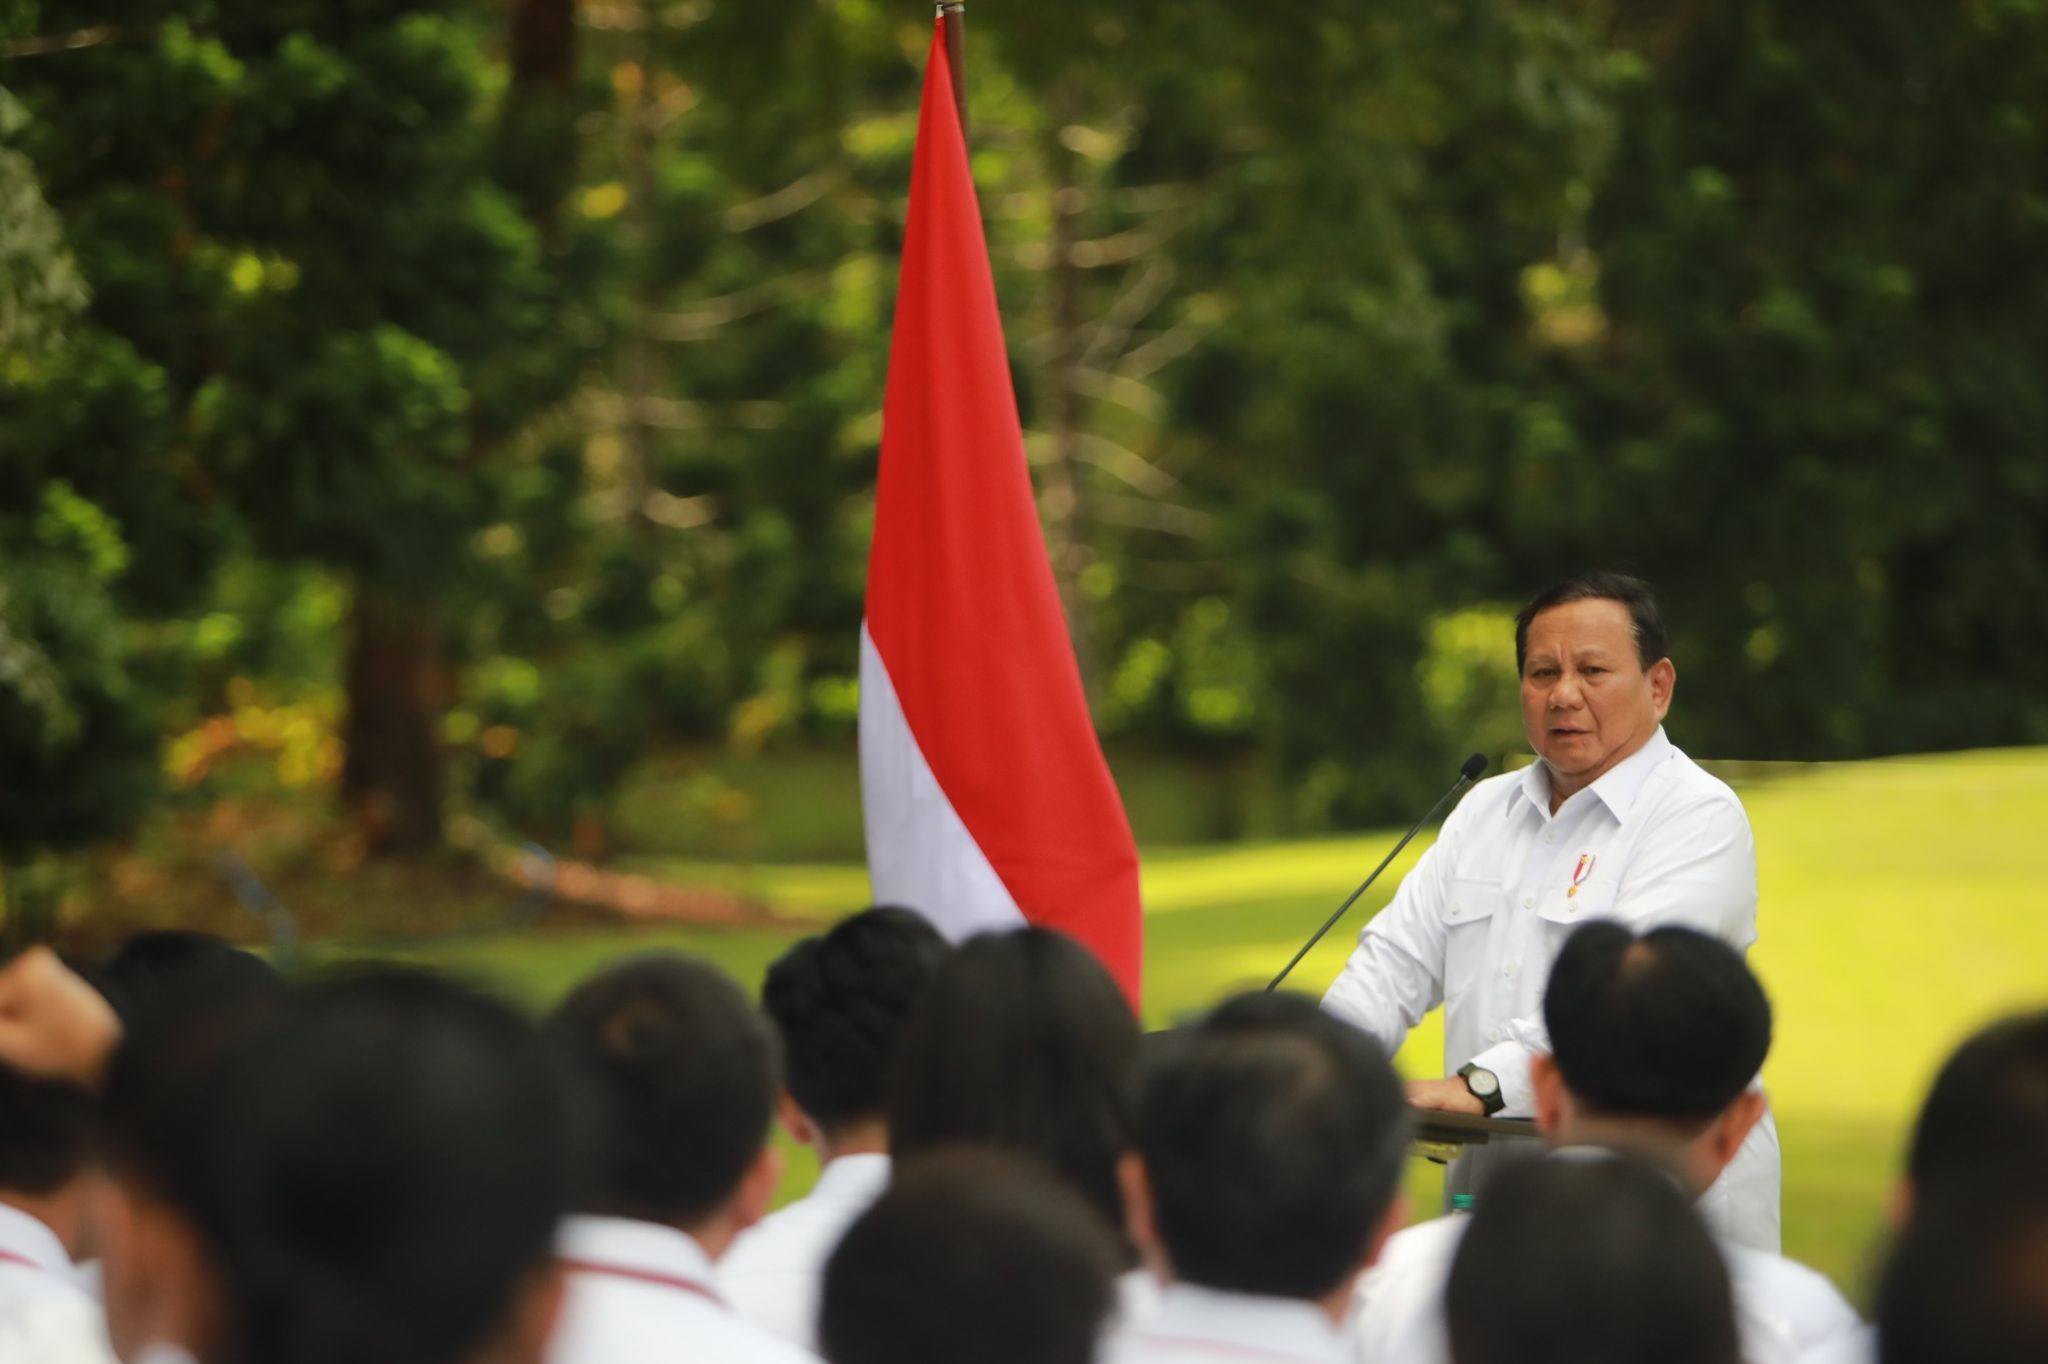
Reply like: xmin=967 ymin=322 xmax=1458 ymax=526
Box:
xmin=722 ymin=908 xmax=946 ymax=1349
xmin=0 ymin=1056 xmax=115 ymax=1364
xmin=1354 ymin=922 xmax=1857 ymax=1364
xmin=544 ymin=954 xmax=818 ymax=1364
xmin=1321 ymin=573 xmax=1779 ymax=1250
xmin=819 ymin=1147 xmax=1122 ymax=1364
xmin=1103 ymin=991 xmax=1413 ymax=1364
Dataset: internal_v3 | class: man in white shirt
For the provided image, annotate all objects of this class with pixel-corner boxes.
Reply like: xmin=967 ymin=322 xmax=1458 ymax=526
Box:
xmin=721 ymin=908 xmax=946 ymax=1349
xmin=1321 ymin=572 xmax=1779 ymax=1249
xmin=544 ymin=954 xmax=820 ymax=1364
xmin=1103 ymin=992 xmax=1413 ymax=1364
xmin=0 ymin=1062 xmax=118 ymax=1364
xmin=1353 ymin=922 xmax=1858 ymax=1364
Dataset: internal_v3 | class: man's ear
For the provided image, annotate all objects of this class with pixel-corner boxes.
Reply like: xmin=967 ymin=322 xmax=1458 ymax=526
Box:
xmin=1700 ymin=1089 xmax=1767 ymax=1179
xmin=1117 ymin=1153 xmax=1166 ymax=1277
xmin=1530 ymin=1052 xmax=1567 ymax=1136
xmin=775 ymin=1091 xmax=815 ymax=1147
xmin=1648 ymin=658 xmax=1676 ymax=721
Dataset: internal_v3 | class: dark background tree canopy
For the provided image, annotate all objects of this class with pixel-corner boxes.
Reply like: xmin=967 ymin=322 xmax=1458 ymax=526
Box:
xmin=3 ymin=0 xmax=2045 ymax=871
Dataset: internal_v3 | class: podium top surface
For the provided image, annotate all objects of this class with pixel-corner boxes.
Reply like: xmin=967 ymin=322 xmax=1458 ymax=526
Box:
xmin=1413 ymin=1111 xmax=1540 ymax=1146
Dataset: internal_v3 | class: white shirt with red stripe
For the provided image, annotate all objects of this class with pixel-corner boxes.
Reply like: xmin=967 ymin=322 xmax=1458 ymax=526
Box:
xmin=0 ymin=1202 xmax=118 ymax=1364
xmin=545 ymin=1214 xmax=820 ymax=1364
xmin=1105 ymin=1282 xmax=1352 ymax=1364
xmin=719 ymin=1153 xmax=890 ymax=1351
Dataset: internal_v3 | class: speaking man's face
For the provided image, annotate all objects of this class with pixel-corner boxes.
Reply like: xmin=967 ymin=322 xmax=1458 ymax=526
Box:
xmin=1520 ymin=597 xmax=1675 ymax=802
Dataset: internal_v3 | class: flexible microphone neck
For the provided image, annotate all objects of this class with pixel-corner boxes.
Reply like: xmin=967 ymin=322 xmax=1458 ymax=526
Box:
xmin=1266 ymin=753 xmax=1489 ymax=993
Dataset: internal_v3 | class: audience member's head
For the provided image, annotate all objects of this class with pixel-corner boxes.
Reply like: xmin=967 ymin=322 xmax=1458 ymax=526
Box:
xmin=1446 ymin=1154 xmax=1741 ymax=1364
xmin=818 ymin=1147 xmax=1123 ymax=1364
xmin=210 ymin=968 xmax=582 ymax=1364
xmin=888 ymin=927 xmax=1139 ymax=1239
xmin=548 ymin=952 xmax=781 ymax=1256
xmin=98 ymin=931 xmax=278 ymax=1026
xmin=1877 ymin=1189 xmax=2048 ymax=1364
xmin=761 ymin=906 xmax=946 ymax=1157
xmin=0 ymin=1060 xmax=96 ymax=1254
xmin=1534 ymin=920 xmax=1771 ymax=1196
xmin=96 ymin=961 xmax=290 ymax=1363
xmin=1903 ymin=1008 xmax=2048 ymax=1210
xmin=1126 ymin=991 xmax=1410 ymax=1307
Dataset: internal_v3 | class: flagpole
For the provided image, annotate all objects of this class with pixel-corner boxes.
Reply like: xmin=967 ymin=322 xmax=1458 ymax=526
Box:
xmin=937 ymin=2 xmax=967 ymax=141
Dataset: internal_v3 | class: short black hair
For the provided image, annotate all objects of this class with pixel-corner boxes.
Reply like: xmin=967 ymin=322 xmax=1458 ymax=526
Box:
xmin=819 ymin=1147 xmax=1122 ymax=1364
xmin=762 ymin=906 xmax=947 ymax=1136
xmin=1544 ymin=921 xmax=1771 ymax=1122
xmin=98 ymin=931 xmax=278 ymax=1026
xmin=549 ymin=952 xmax=780 ymax=1226
xmin=1514 ymin=572 xmax=1669 ymax=673
xmin=1906 ymin=1009 xmax=2048 ymax=1201
xmin=218 ymin=969 xmax=584 ymax=1364
xmin=1447 ymin=1154 xmax=1741 ymax=1364
xmin=1134 ymin=991 xmax=1410 ymax=1299
xmin=888 ymin=928 xmax=1138 ymax=1238
xmin=0 ymin=1066 xmax=94 ymax=1195
xmin=1878 ymin=1191 xmax=2048 ymax=1364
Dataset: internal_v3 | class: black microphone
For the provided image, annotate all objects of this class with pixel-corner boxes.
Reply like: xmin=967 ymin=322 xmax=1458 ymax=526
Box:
xmin=1266 ymin=752 xmax=1489 ymax=993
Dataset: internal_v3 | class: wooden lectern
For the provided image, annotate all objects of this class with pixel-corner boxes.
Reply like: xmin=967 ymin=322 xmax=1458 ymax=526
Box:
xmin=1411 ymin=1111 xmax=1540 ymax=1165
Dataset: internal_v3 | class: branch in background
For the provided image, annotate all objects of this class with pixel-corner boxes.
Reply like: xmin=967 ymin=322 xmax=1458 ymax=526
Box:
xmin=3 ymin=26 xmax=123 ymax=59
xmin=724 ymin=166 xmax=849 ymax=231
xmin=1078 ymin=257 xmax=1177 ymax=375
xmin=647 ymin=269 xmax=833 ymax=342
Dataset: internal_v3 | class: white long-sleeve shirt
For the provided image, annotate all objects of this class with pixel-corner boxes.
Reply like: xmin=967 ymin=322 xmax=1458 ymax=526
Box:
xmin=0 ymin=1203 xmax=117 ymax=1364
xmin=719 ymin=1153 xmax=891 ymax=1351
xmin=1320 ymin=727 xmax=1780 ymax=1250
xmin=546 ymin=1216 xmax=820 ymax=1364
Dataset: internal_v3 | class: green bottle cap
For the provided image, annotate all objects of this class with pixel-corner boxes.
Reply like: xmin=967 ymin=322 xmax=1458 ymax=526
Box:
xmin=1451 ymin=1193 xmax=1476 ymax=1213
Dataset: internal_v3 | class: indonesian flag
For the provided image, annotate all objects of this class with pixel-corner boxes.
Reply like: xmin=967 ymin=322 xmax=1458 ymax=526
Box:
xmin=859 ymin=20 xmax=1143 ymax=1008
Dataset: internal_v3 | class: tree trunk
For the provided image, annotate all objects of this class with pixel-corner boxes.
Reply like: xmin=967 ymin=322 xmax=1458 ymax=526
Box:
xmin=341 ymin=589 xmax=446 ymax=855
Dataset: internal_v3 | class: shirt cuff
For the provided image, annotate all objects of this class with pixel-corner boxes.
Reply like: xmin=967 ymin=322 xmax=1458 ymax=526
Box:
xmin=1467 ymin=1040 xmax=1537 ymax=1119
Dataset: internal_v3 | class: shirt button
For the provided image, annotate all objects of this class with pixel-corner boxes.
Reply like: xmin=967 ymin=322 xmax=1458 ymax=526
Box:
xmin=1449 ymin=904 xmax=1462 ymax=919
xmin=1522 ymin=895 xmax=1535 ymax=909
xmin=1544 ymin=831 xmax=1557 ymax=844
xmin=1487 ymin=1027 xmax=1503 ymax=1044
xmin=1503 ymin=960 xmax=1518 ymax=977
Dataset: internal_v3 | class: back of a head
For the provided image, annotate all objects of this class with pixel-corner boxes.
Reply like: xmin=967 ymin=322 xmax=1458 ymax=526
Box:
xmin=1136 ymin=991 xmax=1410 ymax=1299
xmin=761 ymin=906 xmax=946 ymax=1135
xmin=1447 ymin=1155 xmax=1740 ymax=1364
xmin=0 ymin=1063 xmax=93 ymax=1201
xmin=888 ymin=927 xmax=1138 ymax=1234
xmin=218 ymin=968 xmax=582 ymax=1364
xmin=1878 ymin=1189 xmax=2048 ymax=1364
xmin=549 ymin=951 xmax=778 ymax=1226
xmin=819 ymin=1147 xmax=1122 ymax=1364
xmin=1544 ymin=921 xmax=1771 ymax=1122
xmin=1906 ymin=1009 xmax=2048 ymax=1202
xmin=99 ymin=931 xmax=278 ymax=1026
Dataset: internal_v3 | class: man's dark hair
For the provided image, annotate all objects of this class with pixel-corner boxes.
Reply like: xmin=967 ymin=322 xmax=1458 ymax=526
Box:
xmin=1905 ymin=1009 xmax=2048 ymax=1201
xmin=1447 ymin=1154 xmax=1740 ymax=1364
xmin=549 ymin=952 xmax=779 ymax=1226
xmin=819 ymin=1147 xmax=1122 ymax=1364
xmin=1544 ymin=921 xmax=1771 ymax=1123
xmin=762 ymin=906 xmax=946 ymax=1136
xmin=1134 ymin=991 xmax=1411 ymax=1299
xmin=1878 ymin=1190 xmax=2048 ymax=1364
xmin=1514 ymin=572 xmax=1669 ymax=673
xmin=216 ymin=968 xmax=584 ymax=1364
xmin=0 ymin=1066 xmax=94 ymax=1195
xmin=99 ymin=931 xmax=278 ymax=1026
xmin=889 ymin=927 xmax=1137 ymax=1237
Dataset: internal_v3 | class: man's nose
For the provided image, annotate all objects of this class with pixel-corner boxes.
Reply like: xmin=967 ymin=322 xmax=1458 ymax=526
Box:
xmin=1550 ymin=676 xmax=1586 ymax=707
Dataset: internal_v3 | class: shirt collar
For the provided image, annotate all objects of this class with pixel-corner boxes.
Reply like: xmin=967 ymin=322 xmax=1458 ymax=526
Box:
xmin=1512 ymin=726 xmax=1673 ymax=825
xmin=1130 ymin=1282 xmax=1349 ymax=1363
xmin=557 ymin=1214 xmax=720 ymax=1291
xmin=0 ymin=1203 xmax=71 ymax=1277
xmin=809 ymin=1152 xmax=891 ymax=1206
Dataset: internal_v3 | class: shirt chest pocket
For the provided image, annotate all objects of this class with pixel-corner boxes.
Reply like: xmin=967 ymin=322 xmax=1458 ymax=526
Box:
xmin=1441 ymin=875 xmax=1502 ymax=1003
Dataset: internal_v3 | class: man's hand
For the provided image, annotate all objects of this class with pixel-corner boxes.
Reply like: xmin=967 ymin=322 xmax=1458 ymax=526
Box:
xmin=0 ymin=947 xmax=121 ymax=1087
xmin=1405 ymin=1076 xmax=1485 ymax=1116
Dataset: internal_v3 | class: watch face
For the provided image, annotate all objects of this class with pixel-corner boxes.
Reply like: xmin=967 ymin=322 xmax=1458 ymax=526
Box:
xmin=1466 ymin=1068 xmax=1499 ymax=1097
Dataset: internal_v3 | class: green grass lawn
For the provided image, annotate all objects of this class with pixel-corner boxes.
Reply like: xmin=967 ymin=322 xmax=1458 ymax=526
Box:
xmin=410 ymin=745 xmax=2048 ymax=1308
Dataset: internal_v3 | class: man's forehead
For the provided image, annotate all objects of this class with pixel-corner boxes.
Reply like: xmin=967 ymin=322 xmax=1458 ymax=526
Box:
xmin=1524 ymin=600 xmax=1637 ymax=656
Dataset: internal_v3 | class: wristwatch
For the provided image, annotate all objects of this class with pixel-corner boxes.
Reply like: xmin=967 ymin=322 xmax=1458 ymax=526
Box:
xmin=1457 ymin=1062 xmax=1507 ymax=1117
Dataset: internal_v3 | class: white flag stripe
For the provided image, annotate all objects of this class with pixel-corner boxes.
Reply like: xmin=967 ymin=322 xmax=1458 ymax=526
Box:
xmin=858 ymin=622 xmax=1027 ymax=942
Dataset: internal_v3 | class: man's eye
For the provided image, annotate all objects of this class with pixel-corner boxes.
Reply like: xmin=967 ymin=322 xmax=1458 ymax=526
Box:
xmin=1528 ymin=669 xmax=1558 ymax=681
xmin=1582 ymin=667 xmax=1606 ymax=677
